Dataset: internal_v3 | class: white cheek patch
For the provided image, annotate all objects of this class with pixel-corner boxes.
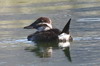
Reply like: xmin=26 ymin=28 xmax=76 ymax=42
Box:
xmin=58 ymin=33 xmax=70 ymax=41
xmin=45 ymin=27 xmax=51 ymax=30
xmin=38 ymin=23 xmax=52 ymax=29
xmin=37 ymin=27 xmax=45 ymax=31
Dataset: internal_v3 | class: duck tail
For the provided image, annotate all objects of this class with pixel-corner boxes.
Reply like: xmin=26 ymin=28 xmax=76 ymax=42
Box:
xmin=61 ymin=18 xmax=71 ymax=34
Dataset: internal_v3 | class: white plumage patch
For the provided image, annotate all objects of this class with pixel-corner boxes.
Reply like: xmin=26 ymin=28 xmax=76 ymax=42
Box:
xmin=58 ymin=33 xmax=70 ymax=41
xmin=58 ymin=41 xmax=70 ymax=48
xmin=38 ymin=23 xmax=52 ymax=29
xmin=37 ymin=23 xmax=52 ymax=31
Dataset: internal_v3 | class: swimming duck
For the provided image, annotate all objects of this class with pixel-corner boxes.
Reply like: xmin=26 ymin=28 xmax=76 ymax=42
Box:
xmin=24 ymin=17 xmax=72 ymax=42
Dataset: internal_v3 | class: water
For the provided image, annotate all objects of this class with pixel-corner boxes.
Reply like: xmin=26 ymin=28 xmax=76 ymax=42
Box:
xmin=0 ymin=0 xmax=100 ymax=66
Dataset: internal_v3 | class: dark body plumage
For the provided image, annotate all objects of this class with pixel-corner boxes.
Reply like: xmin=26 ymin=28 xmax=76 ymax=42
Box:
xmin=24 ymin=17 xmax=72 ymax=42
xmin=27 ymin=29 xmax=61 ymax=42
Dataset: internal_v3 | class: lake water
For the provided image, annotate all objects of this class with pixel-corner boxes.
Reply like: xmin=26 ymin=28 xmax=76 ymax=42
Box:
xmin=0 ymin=0 xmax=100 ymax=66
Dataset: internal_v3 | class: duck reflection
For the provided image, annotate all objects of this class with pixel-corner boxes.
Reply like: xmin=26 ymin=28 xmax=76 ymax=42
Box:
xmin=25 ymin=41 xmax=72 ymax=62
xmin=29 ymin=41 xmax=58 ymax=58
xmin=34 ymin=46 xmax=53 ymax=58
xmin=59 ymin=41 xmax=72 ymax=62
xmin=62 ymin=46 xmax=72 ymax=62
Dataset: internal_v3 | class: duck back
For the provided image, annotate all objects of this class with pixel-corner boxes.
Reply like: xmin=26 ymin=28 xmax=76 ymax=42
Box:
xmin=27 ymin=29 xmax=61 ymax=42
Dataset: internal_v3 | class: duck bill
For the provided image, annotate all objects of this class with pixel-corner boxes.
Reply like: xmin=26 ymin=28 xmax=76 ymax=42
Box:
xmin=24 ymin=26 xmax=34 ymax=29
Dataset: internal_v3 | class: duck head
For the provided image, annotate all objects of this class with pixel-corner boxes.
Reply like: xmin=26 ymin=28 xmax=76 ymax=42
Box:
xmin=24 ymin=17 xmax=52 ymax=31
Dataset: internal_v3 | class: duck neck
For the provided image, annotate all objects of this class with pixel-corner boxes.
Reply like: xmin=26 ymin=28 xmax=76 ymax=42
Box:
xmin=37 ymin=26 xmax=52 ymax=32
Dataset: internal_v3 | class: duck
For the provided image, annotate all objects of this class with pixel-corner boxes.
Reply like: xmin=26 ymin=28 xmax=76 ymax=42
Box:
xmin=24 ymin=17 xmax=73 ymax=43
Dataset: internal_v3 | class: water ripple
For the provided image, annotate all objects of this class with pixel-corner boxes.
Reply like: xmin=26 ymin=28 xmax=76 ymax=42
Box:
xmin=0 ymin=37 xmax=100 ymax=45
xmin=73 ymin=37 xmax=100 ymax=41
xmin=0 ymin=38 xmax=32 ymax=44
xmin=77 ymin=18 xmax=100 ymax=22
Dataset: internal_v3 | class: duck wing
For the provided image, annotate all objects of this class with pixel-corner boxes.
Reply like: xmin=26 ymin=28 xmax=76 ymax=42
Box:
xmin=28 ymin=29 xmax=61 ymax=42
